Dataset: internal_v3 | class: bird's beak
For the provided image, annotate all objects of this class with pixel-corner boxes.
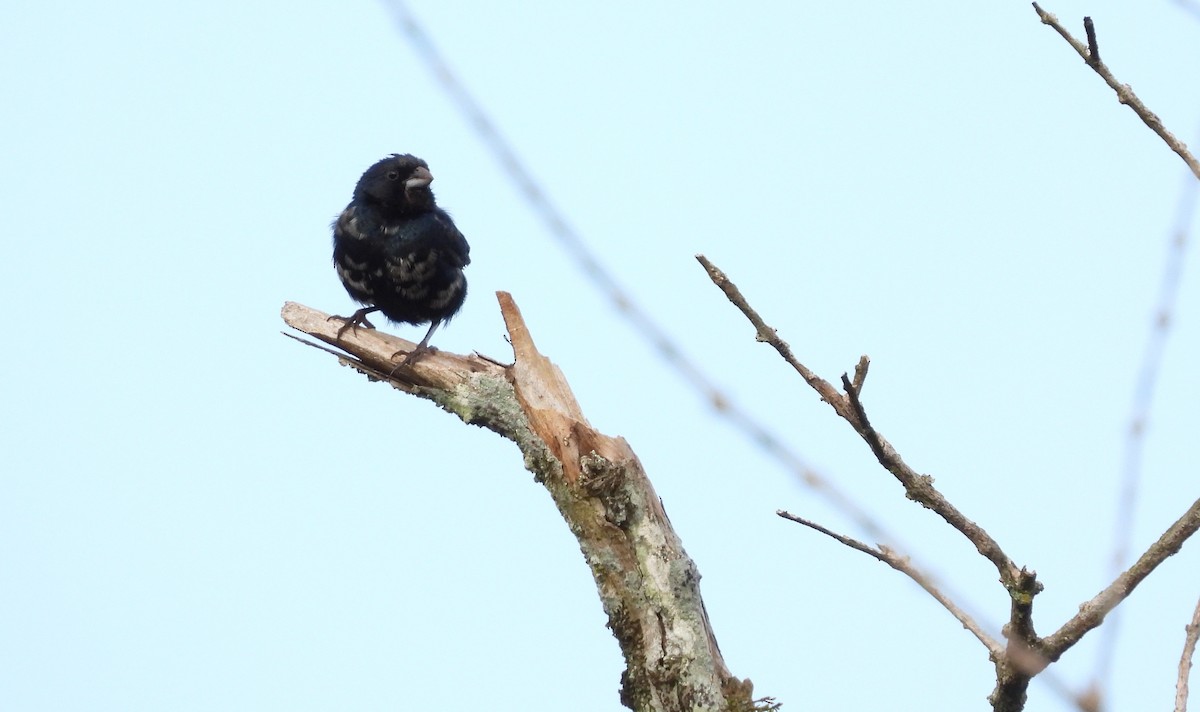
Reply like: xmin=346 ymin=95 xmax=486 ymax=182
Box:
xmin=405 ymin=166 xmax=434 ymax=189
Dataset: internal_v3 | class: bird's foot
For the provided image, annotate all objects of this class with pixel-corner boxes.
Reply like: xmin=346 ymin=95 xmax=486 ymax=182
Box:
xmin=386 ymin=321 xmax=442 ymax=375
xmin=387 ymin=345 xmax=437 ymax=374
xmin=329 ymin=308 xmax=379 ymax=340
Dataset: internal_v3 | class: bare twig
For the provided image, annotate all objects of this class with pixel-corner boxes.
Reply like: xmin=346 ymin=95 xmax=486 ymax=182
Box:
xmin=694 ymin=254 xmax=846 ymax=411
xmin=840 ymin=374 xmax=884 ymax=462
xmin=1177 ymin=595 xmax=1200 ymax=712
xmin=851 ymin=355 xmax=870 ymax=395
xmin=1031 ymin=3 xmax=1200 ymax=181
xmin=778 ymin=510 xmax=1004 ymax=658
xmin=1041 ymin=497 xmax=1200 ymax=660
xmin=1082 ymin=17 xmax=1099 ymax=65
xmin=697 ymin=254 xmax=1023 ymax=592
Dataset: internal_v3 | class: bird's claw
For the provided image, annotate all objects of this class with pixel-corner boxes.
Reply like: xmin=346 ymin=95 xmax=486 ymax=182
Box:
xmin=329 ymin=310 xmax=378 ymax=340
xmin=387 ymin=345 xmax=435 ymax=375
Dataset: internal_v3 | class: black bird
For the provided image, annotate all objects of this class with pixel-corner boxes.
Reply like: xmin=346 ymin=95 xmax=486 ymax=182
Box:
xmin=331 ymin=154 xmax=470 ymax=361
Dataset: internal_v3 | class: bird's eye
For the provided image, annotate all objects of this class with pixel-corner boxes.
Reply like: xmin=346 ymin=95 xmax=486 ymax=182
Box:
xmin=386 ymin=171 xmax=400 ymax=180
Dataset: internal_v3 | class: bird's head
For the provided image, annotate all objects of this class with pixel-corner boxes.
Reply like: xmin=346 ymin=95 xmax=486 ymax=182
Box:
xmin=353 ymin=154 xmax=435 ymax=214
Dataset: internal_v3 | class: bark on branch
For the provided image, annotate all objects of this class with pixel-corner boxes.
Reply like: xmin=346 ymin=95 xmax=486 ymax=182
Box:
xmin=281 ymin=296 xmax=767 ymax=712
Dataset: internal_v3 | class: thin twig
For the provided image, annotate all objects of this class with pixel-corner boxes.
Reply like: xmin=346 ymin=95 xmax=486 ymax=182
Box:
xmin=841 ymin=374 xmax=882 ymax=459
xmin=778 ymin=510 xmax=880 ymax=560
xmin=1082 ymin=17 xmax=1099 ymax=65
xmin=697 ymin=254 xmax=1023 ymax=591
xmin=1176 ymin=595 xmax=1200 ymax=712
xmin=694 ymin=254 xmax=846 ymax=411
xmin=280 ymin=330 xmax=419 ymax=389
xmin=778 ymin=510 xmax=1004 ymax=658
xmin=852 ymin=355 xmax=870 ymax=395
xmin=1031 ymin=3 xmax=1200 ymax=181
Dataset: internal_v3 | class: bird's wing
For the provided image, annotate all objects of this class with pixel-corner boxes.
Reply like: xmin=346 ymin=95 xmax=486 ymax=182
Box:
xmin=427 ymin=209 xmax=470 ymax=267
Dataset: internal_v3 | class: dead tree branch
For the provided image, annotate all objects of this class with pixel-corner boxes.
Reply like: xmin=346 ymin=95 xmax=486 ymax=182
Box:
xmin=281 ymin=297 xmax=763 ymax=712
xmin=696 ymin=255 xmax=1200 ymax=711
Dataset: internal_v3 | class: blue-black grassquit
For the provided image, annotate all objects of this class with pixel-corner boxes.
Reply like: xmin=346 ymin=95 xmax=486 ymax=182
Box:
xmin=331 ymin=154 xmax=470 ymax=359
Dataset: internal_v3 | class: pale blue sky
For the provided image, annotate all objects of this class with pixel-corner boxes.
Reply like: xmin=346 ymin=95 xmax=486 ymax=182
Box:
xmin=3 ymin=1 xmax=1199 ymax=710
